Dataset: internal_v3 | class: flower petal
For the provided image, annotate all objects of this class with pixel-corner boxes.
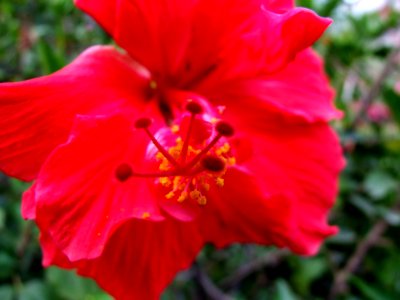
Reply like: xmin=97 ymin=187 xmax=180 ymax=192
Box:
xmin=21 ymin=183 xmax=36 ymax=220
xmin=203 ymin=120 xmax=344 ymax=255
xmin=0 ymin=45 xmax=150 ymax=181
xmin=249 ymin=123 xmax=344 ymax=254
xmin=190 ymin=6 xmax=331 ymax=88
xmin=40 ymin=231 xmax=74 ymax=269
xmin=206 ymin=49 xmax=341 ymax=122
xmin=35 ymin=115 xmax=165 ymax=261
xmin=264 ymin=0 xmax=294 ymax=12
xmin=75 ymin=0 xmax=197 ymax=76
xmin=41 ymin=219 xmax=204 ymax=300
xmin=270 ymin=8 xmax=331 ymax=71
xmin=75 ymin=1 xmax=329 ymax=85
xmin=202 ymin=168 xmax=294 ymax=249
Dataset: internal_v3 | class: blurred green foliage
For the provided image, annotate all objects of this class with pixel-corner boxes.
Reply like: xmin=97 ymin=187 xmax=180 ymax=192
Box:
xmin=1 ymin=0 xmax=400 ymax=299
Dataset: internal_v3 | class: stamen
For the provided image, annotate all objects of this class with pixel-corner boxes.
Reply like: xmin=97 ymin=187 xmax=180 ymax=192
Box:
xmin=201 ymin=155 xmax=226 ymax=173
xmin=216 ymin=121 xmax=234 ymax=137
xmin=115 ymin=163 xmax=133 ymax=182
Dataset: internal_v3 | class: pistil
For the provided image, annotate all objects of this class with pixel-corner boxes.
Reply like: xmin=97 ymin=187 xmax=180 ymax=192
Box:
xmin=115 ymin=102 xmax=236 ymax=206
xmin=180 ymin=101 xmax=203 ymax=163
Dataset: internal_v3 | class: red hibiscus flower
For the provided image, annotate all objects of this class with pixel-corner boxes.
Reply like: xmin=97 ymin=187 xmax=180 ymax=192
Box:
xmin=0 ymin=0 xmax=345 ymax=299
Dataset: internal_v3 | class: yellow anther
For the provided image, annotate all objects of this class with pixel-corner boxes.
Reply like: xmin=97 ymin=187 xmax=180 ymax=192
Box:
xmin=177 ymin=191 xmax=188 ymax=203
xmin=166 ymin=191 xmax=175 ymax=199
xmin=221 ymin=143 xmax=230 ymax=153
xmin=149 ymin=80 xmax=157 ymax=90
xmin=156 ymin=152 xmax=164 ymax=161
xmin=188 ymin=146 xmax=195 ymax=154
xmin=210 ymin=117 xmax=219 ymax=124
xmin=198 ymin=196 xmax=207 ymax=205
xmin=159 ymin=177 xmax=171 ymax=187
xmin=190 ymin=189 xmax=201 ymax=200
xmin=142 ymin=212 xmax=151 ymax=219
xmin=159 ymin=160 xmax=170 ymax=171
xmin=202 ymin=182 xmax=210 ymax=192
xmin=192 ymin=148 xmax=201 ymax=155
xmin=171 ymin=125 xmax=179 ymax=133
xmin=169 ymin=148 xmax=181 ymax=158
xmin=227 ymin=157 xmax=236 ymax=165
xmin=216 ymin=177 xmax=224 ymax=187
xmin=173 ymin=177 xmax=182 ymax=189
xmin=216 ymin=143 xmax=230 ymax=156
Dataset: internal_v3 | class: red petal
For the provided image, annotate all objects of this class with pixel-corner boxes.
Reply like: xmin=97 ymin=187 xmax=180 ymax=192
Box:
xmin=274 ymin=8 xmax=332 ymax=70
xmin=35 ymin=115 xmax=165 ymax=261
xmin=249 ymin=123 xmax=344 ymax=254
xmin=204 ymin=121 xmax=344 ymax=255
xmin=40 ymin=231 xmax=74 ymax=269
xmin=0 ymin=46 xmax=150 ymax=181
xmin=202 ymin=168 xmax=294 ymax=249
xmin=21 ymin=183 xmax=36 ymax=220
xmin=75 ymin=1 xmax=328 ymax=85
xmin=264 ymin=0 xmax=294 ymax=12
xmin=42 ymin=218 xmax=204 ymax=300
xmin=75 ymin=0 xmax=197 ymax=76
xmin=207 ymin=49 xmax=342 ymax=122
xmin=193 ymin=7 xmax=331 ymax=88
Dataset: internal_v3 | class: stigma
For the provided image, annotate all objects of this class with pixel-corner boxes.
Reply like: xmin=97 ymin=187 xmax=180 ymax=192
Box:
xmin=115 ymin=101 xmax=236 ymax=206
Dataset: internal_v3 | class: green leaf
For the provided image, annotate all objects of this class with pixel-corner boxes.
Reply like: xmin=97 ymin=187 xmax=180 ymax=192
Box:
xmin=18 ymin=281 xmax=48 ymax=300
xmin=318 ymin=0 xmax=341 ymax=17
xmin=273 ymin=280 xmax=298 ymax=300
xmin=383 ymin=87 xmax=400 ymax=127
xmin=46 ymin=268 xmax=110 ymax=300
xmin=363 ymin=171 xmax=397 ymax=200
xmin=349 ymin=195 xmax=376 ymax=218
xmin=0 ymin=208 xmax=5 ymax=230
xmin=350 ymin=276 xmax=393 ymax=300
xmin=296 ymin=0 xmax=313 ymax=9
xmin=292 ymin=257 xmax=327 ymax=294
xmin=378 ymin=208 xmax=400 ymax=226
xmin=35 ymin=38 xmax=65 ymax=74
xmin=0 ymin=286 xmax=13 ymax=300
xmin=0 ymin=252 xmax=16 ymax=280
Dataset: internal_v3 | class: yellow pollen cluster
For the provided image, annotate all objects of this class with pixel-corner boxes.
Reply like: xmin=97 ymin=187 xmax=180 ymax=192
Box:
xmin=142 ymin=212 xmax=151 ymax=219
xmin=190 ymin=190 xmax=207 ymax=205
xmin=155 ymin=126 xmax=236 ymax=206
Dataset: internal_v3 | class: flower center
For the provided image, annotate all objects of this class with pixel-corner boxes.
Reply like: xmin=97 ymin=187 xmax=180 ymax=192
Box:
xmin=116 ymin=101 xmax=236 ymax=206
